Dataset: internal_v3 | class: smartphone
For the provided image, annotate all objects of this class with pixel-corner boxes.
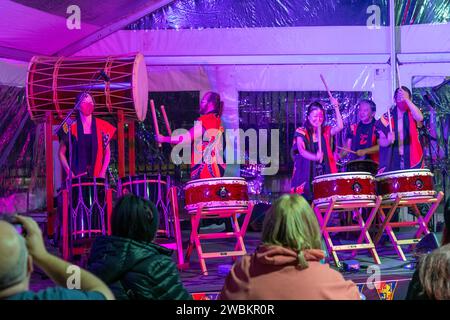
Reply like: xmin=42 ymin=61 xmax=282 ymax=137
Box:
xmin=0 ymin=214 xmax=26 ymax=236
xmin=12 ymin=223 xmax=25 ymax=236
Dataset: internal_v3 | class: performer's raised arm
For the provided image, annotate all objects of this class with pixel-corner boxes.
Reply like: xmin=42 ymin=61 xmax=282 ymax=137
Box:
xmin=155 ymin=91 xmax=226 ymax=180
xmin=330 ymin=96 xmax=344 ymax=136
xmin=156 ymin=126 xmax=200 ymax=145
xmin=396 ymin=87 xmax=423 ymax=122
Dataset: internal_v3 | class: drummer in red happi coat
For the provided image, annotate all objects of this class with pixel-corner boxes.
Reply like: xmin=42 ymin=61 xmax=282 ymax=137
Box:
xmin=340 ymin=99 xmax=379 ymax=164
xmin=376 ymin=86 xmax=424 ymax=172
xmin=155 ymin=91 xmax=226 ymax=180
xmin=58 ymin=92 xmax=116 ymax=179
xmin=291 ymin=99 xmax=344 ymax=201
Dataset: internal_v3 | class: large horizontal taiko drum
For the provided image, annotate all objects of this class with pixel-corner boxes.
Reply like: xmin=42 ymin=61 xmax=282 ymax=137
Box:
xmin=184 ymin=177 xmax=249 ymax=213
xmin=312 ymin=172 xmax=376 ymax=206
xmin=26 ymin=53 xmax=148 ymax=122
xmin=375 ymin=169 xmax=435 ymax=201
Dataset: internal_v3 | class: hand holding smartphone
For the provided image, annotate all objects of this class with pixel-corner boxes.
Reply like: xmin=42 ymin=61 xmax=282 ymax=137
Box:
xmin=0 ymin=214 xmax=27 ymax=236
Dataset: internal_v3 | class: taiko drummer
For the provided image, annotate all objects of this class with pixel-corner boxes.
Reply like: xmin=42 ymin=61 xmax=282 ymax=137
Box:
xmin=376 ymin=86 xmax=424 ymax=172
xmin=291 ymin=99 xmax=344 ymax=201
xmin=58 ymin=92 xmax=116 ymax=179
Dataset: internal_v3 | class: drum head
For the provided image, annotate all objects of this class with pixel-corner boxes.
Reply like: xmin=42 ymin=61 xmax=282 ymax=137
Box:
xmin=375 ymin=168 xmax=432 ymax=179
xmin=313 ymin=172 xmax=373 ymax=183
xmin=345 ymin=160 xmax=378 ymax=175
xmin=131 ymin=174 xmax=167 ymax=181
xmin=132 ymin=53 xmax=148 ymax=122
xmin=69 ymin=177 xmax=106 ymax=188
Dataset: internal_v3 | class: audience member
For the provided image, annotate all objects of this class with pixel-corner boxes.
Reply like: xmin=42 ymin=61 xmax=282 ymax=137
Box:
xmin=406 ymin=197 xmax=450 ymax=300
xmin=219 ymin=194 xmax=361 ymax=300
xmin=0 ymin=215 xmax=114 ymax=300
xmin=87 ymin=194 xmax=191 ymax=300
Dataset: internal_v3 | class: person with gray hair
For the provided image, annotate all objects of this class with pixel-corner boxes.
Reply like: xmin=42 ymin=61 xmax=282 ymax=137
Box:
xmin=406 ymin=197 xmax=450 ymax=300
xmin=0 ymin=216 xmax=114 ymax=300
xmin=0 ymin=222 xmax=29 ymax=294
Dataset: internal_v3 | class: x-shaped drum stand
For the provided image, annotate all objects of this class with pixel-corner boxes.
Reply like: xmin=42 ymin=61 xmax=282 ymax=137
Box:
xmin=313 ymin=196 xmax=382 ymax=268
xmin=184 ymin=203 xmax=253 ymax=275
xmin=373 ymin=191 xmax=444 ymax=261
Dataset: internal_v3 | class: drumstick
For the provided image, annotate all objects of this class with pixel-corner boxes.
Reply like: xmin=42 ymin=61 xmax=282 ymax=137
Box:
xmin=160 ymin=105 xmax=172 ymax=135
xmin=387 ymin=62 xmax=403 ymax=134
xmin=337 ymin=146 xmax=357 ymax=155
xmin=150 ymin=99 xmax=161 ymax=148
xmin=317 ymin=125 xmax=322 ymax=154
xmin=70 ymin=172 xmax=87 ymax=179
xmin=320 ymin=74 xmax=332 ymax=98
xmin=396 ymin=61 xmax=402 ymax=88
xmin=76 ymin=172 xmax=88 ymax=178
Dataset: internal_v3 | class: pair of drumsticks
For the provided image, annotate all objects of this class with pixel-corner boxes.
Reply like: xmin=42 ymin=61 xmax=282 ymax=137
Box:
xmin=319 ymin=75 xmax=360 ymax=156
xmin=318 ymin=74 xmax=332 ymax=155
xmin=382 ymin=63 xmax=401 ymax=134
xmin=150 ymin=99 xmax=172 ymax=148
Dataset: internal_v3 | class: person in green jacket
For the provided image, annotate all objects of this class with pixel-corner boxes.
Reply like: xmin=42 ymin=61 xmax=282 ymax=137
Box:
xmin=87 ymin=194 xmax=191 ymax=300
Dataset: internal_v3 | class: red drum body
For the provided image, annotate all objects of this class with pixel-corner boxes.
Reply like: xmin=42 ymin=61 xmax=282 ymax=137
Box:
xmin=375 ymin=169 xmax=435 ymax=201
xmin=313 ymin=172 xmax=376 ymax=206
xmin=184 ymin=177 xmax=249 ymax=212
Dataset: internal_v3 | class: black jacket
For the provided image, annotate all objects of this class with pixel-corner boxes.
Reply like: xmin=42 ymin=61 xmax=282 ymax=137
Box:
xmin=87 ymin=236 xmax=191 ymax=300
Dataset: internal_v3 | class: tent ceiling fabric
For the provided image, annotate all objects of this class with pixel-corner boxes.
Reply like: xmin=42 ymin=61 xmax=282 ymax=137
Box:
xmin=126 ymin=0 xmax=450 ymax=30
xmin=127 ymin=0 xmax=389 ymax=29
xmin=0 ymin=0 xmax=171 ymax=60
xmin=12 ymin=0 xmax=157 ymax=26
xmin=0 ymin=0 xmax=448 ymax=61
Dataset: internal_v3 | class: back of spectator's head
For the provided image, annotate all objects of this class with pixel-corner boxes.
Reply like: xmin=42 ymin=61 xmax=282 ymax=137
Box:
xmin=419 ymin=243 xmax=450 ymax=300
xmin=0 ymin=221 xmax=30 ymax=293
xmin=111 ymin=195 xmax=159 ymax=243
xmin=261 ymin=194 xmax=322 ymax=269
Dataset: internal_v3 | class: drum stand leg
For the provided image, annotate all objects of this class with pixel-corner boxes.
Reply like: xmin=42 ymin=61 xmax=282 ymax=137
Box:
xmin=158 ymin=175 xmax=170 ymax=237
xmin=194 ymin=206 xmax=208 ymax=275
xmin=168 ymin=186 xmax=185 ymax=268
xmin=232 ymin=202 xmax=254 ymax=262
xmin=351 ymin=196 xmax=382 ymax=264
xmin=62 ymin=190 xmax=69 ymax=261
xmin=415 ymin=192 xmax=444 ymax=239
xmin=185 ymin=205 xmax=202 ymax=272
xmin=106 ymin=189 xmax=113 ymax=235
xmin=314 ymin=197 xmax=340 ymax=267
xmin=374 ymin=196 xmax=406 ymax=261
xmin=315 ymin=196 xmax=382 ymax=267
xmin=185 ymin=204 xmax=253 ymax=276
xmin=374 ymin=192 xmax=444 ymax=261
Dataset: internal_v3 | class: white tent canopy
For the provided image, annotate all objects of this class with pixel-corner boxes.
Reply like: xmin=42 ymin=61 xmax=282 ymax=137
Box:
xmin=0 ymin=0 xmax=449 ymax=117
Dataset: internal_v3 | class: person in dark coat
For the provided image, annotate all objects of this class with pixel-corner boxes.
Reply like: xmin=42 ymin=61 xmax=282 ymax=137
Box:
xmin=406 ymin=196 xmax=450 ymax=300
xmin=87 ymin=194 xmax=191 ymax=300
